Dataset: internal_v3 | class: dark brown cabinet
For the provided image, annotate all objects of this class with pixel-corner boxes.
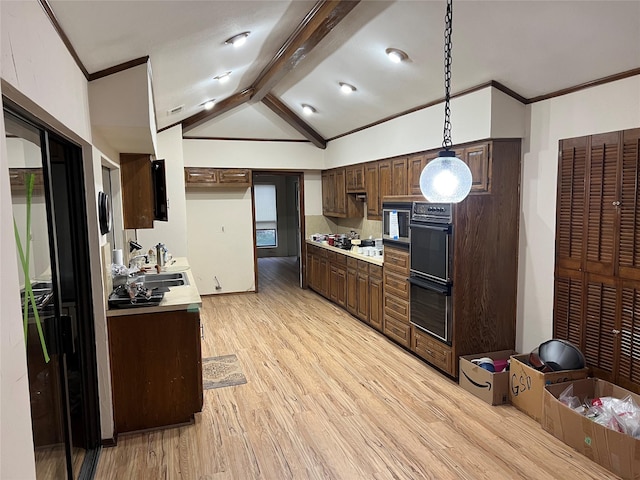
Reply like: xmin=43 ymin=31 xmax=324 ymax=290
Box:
xmin=184 ymin=167 xmax=252 ymax=188
xmin=463 ymin=143 xmax=491 ymax=193
xmin=121 ymin=153 xmax=155 ymax=229
xmin=369 ymin=266 xmax=383 ymax=331
xmin=365 ymin=162 xmax=381 ymax=219
xmin=383 ymin=246 xmax=411 ymax=347
xmin=329 ymin=252 xmax=347 ymax=308
xmin=108 ymin=310 xmax=203 ymax=434
xmin=322 ymin=167 xmax=364 ymax=218
xmin=554 ymin=128 xmax=640 ymax=393
xmin=346 ymin=164 xmax=365 ymax=193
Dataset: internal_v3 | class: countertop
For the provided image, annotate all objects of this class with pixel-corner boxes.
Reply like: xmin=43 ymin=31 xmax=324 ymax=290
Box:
xmin=306 ymin=239 xmax=384 ymax=267
xmin=106 ymin=257 xmax=202 ymax=317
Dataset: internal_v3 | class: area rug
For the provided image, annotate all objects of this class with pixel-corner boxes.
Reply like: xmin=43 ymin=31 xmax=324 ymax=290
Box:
xmin=202 ymin=354 xmax=247 ymax=390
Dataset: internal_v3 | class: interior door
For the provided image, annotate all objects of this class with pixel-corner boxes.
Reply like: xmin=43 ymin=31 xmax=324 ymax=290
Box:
xmin=5 ymin=107 xmax=100 ymax=479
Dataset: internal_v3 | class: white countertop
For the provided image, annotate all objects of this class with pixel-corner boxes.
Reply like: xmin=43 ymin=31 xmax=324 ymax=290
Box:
xmin=306 ymin=239 xmax=384 ymax=267
xmin=106 ymin=257 xmax=202 ymax=317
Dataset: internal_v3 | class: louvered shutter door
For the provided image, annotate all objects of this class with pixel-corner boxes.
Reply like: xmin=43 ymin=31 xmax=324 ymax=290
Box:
xmin=619 ymin=281 xmax=640 ymax=388
xmin=585 ymin=132 xmax=621 ymax=276
xmin=556 ymin=137 xmax=587 ymax=270
xmin=553 ymin=268 xmax=584 ymax=348
xmin=619 ymin=129 xmax=640 ymax=281
xmin=584 ymin=275 xmax=617 ymax=375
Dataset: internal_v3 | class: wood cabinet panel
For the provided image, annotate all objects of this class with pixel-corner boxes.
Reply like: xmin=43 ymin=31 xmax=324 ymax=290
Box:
xmin=218 ymin=169 xmax=251 ymax=186
xmin=346 ymin=265 xmax=358 ymax=315
xmin=365 ymin=162 xmax=380 ymax=218
xmin=378 ymin=160 xmax=392 ymax=205
xmin=553 ymin=267 xmax=584 ymax=349
xmin=121 ymin=153 xmax=154 ymax=229
xmin=330 ymin=263 xmax=347 ymax=308
xmin=384 ymin=247 xmax=410 ymax=276
xmin=9 ymin=168 xmax=45 ymax=193
xmin=584 ymin=274 xmax=617 ymax=376
xmin=346 ymin=164 xmax=365 ymax=193
xmin=184 ymin=167 xmax=252 ymax=187
xmin=322 ymin=168 xmax=363 ymax=218
xmin=619 ymin=279 xmax=640 ymax=390
xmin=464 ymin=143 xmax=491 ymax=193
xmin=619 ymin=129 xmax=640 ymax=281
xmin=356 ymin=270 xmax=369 ymax=321
xmin=391 ymin=158 xmax=408 ymax=195
xmin=108 ymin=310 xmax=202 ymax=433
xmin=384 ymin=293 xmax=409 ymax=321
xmin=184 ymin=167 xmax=218 ymax=185
xmin=412 ymin=328 xmax=453 ymax=375
xmin=369 ymin=272 xmax=383 ymax=331
xmin=383 ymin=315 xmax=410 ymax=347
xmin=383 ymin=270 xmax=409 ymax=300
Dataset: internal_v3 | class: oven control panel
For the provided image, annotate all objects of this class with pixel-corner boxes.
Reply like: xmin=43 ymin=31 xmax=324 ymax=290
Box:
xmin=411 ymin=202 xmax=452 ymax=224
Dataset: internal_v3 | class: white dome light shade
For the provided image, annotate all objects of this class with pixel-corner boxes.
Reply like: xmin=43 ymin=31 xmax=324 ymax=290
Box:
xmin=419 ymin=151 xmax=472 ymax=203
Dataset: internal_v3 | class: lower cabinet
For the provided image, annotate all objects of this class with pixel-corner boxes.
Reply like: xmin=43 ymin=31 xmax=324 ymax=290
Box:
xmin=369 ymin=266 xmax=383 ymax=331
xmin=411 ymin=327 xmax=453 ymax=374
xmin=383 ymin=246 xmax=411 ymax=347
xmin=108 ymin=310 xmax=203 ymax=434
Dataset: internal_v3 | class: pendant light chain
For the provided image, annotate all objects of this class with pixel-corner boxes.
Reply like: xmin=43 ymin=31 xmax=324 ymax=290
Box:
xmin=442 ymin=0 xmax=453 ymax=150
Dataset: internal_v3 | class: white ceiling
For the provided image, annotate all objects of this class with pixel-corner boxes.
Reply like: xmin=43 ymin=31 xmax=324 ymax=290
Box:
xmin=49 ymin=0 xmax=640 ymax=145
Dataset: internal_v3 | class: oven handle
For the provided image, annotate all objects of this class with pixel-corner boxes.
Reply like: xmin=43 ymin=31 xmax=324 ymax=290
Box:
xmin=409 ymin=222 xmax=451 ymax=233
xmin=408 ymin=276 xmax=451 ymax=295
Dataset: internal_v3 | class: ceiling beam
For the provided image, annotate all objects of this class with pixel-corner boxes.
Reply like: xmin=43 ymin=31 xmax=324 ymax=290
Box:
xmin=181 ymin=88 xmax=254 ymax=133
xmin=262 ymin=94 xmax=326 ymax=149
xmin=251 ymin=0 xmax=361 ymax=103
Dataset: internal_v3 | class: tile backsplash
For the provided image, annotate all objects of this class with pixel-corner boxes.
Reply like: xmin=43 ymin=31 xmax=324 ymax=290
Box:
xmin=305 ymin=214 xmax=382 ymax=240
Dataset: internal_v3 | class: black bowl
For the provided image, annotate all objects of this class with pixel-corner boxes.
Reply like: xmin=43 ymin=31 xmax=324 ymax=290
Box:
xmin=538 ymin=339 xmax=585 ymax=371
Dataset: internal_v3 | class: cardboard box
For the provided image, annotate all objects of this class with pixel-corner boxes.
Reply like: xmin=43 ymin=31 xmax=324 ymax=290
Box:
xmin=459 ymin=350 xmax=518 ymax=405
xmin=509 ymin=354 xmax=588 ymax=423
xmin=544 ymin=378 xmax=640 ymax=480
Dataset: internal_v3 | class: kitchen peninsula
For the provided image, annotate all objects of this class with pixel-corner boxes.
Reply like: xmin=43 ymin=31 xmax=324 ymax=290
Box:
xmin=106 ymin=258 xmax=203 ymax=436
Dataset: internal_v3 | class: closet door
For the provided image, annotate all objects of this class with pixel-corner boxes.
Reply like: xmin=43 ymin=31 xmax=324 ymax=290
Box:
xmin=555 ymin=136 xmax=587 ymax=270
xmin=619 ymin=279 xmax=640 ymax=392
xmin=584 ymin=274 xmax=617 ymax=381
xmin=618 ymin=129 xmax=640 ymax=281
xmin=553 ymin=267 xmax=584 ymax=349
xmin=584 ymin=132 xmax=621 ymax=276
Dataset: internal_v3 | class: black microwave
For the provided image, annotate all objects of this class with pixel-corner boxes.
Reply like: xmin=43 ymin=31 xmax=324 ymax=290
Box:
xmin=382 ymin=201 xmax=411 ymax=244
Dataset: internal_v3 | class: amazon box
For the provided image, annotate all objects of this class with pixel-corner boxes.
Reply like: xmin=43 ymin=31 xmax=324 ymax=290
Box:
xmin=544 ymin=378 xmax=640 ymax=479
xmin=458 ymin=350 xmax=517 ymax=405
xmin=509 ymin=354 xmax=588 ymax=423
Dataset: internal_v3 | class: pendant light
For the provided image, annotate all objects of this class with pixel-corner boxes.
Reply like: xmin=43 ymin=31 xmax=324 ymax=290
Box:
xmin=419 ymin=0 xmax=472 ymax=203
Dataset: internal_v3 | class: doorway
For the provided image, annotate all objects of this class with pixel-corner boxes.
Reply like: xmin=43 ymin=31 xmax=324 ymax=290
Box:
xmin=252 ymin=172 xmax=305 ymax=291
xmin=5 ymin=105 xmax=101 ymax=479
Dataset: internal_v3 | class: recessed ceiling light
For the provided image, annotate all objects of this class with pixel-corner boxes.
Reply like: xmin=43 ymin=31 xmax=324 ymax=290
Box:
xmin=339 ymin=82 xmax=357 ymax=94
xmin=225 ymin=31 xmax=250 ymax=48
xmin=385 ymin=47 xmax=408 ymax=63
xmin=202 ymin=100 xmax=216 ymax=110
xmin=301 ymin=104 xmax=316 ymax=116
xmin=213 ymin=71 xmax=232 ymax=83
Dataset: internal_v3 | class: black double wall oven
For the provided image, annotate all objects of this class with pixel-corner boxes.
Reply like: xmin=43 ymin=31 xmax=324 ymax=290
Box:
xmin=409 ymin=202 xmax=453 ymax=345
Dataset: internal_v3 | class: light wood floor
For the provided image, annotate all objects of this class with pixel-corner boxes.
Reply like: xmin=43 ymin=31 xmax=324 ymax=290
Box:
xmin=95 ymin=256 xmax=619 ymax=480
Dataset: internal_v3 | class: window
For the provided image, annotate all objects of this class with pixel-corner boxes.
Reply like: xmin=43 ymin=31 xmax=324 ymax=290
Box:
xmin=255 ymin=184 xmax=277 ymax=248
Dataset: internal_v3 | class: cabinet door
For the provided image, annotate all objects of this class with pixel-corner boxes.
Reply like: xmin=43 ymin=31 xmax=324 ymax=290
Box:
xmin=334 ymin=168 xmax=347 ymax=216
xmin=369 ymin=275 xmax=383 ymax=331
xmin=378 ymin=160 xmax=392 ymax=204
xmin=464 ymin=143 xmax=491 ymax=193
xmin=619 ymin=280 xmax=640 ymax=390
xmin=218 ymin=169 xmax=252 ymax=187
xmin=356 ymin=269 xmax=369 ymax=322
xmin=365 ymin=162 xmax=380 ymax=218
xmin=391 ymin=157 xmax=408 ymax=195
xmin=330 ymin=264 xmax=340 ymax=303
xmin=407 ymin=154 xmax=426 ymax=196
xmin=585 ymin=132 xmax=621 ymax=276
xmin=319 ymin=257 xmax=330 ymax=297
xmin=619 ymin=129 xmax=640 ymax=281
xmin=553 ymin=267 xmax=584 ymax=349
xmin=346 ymin=267 xmax=358 ymax=315
xmin=310 ymin=253 xmax=320 ymax=291
xmin=556 ymin=137 xmax=588 ymax=271
xmin=322 ymin=171 xmax=332 ymax=216
xmin=346 ymin=164 xmax=365 ymax=193
xmin=584 ymin=274 xmax=617 ymax=379
xmin=121 ymin=153 xmax=154 ymax=229
xmin=184 ymin=167 xmax=218 ymax=186
xmin=336 ymin=265 xmax=347 ymax=308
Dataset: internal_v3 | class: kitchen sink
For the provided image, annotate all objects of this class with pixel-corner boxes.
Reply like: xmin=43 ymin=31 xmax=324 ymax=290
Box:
xmin=144 ymin=278 xmax=186 ymax=288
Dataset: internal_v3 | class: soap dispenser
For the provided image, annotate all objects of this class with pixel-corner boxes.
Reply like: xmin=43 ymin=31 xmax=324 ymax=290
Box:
xmin=155 ymin=243 xmax=166 ymax=267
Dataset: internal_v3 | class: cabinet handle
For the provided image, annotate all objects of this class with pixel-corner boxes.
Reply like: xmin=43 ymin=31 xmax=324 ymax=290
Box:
xmin=223 ymin=173 xmax=247 ymax=177
xmin=612 ymin=329 xmax=620 ymax=335
xmin=200 ymin=324 xmax=204 ymax=339
xmin=612 ymin=201 xmax=621 ymax=206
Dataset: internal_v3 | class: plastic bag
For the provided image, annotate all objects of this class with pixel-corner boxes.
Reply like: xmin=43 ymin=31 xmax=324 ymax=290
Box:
xmin=558 ymin=384 xmax=582 ymax=411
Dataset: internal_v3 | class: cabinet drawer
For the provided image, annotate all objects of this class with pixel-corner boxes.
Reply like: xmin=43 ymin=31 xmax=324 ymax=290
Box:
xmin=412 ymin=328 xmax=453 ymax=374
xmin=327 ymin=251 xmax=337 ymax=262
xmin=384 ymin=248 xmax=410 ymax=276
xmin=347 ymin=257 xmax=358 ymax=269
xmin=218 ymin=169 xmax=252 ymax=186
xmin=357 ymin=260 xmax=369 ymax=274
xmin=384 ymin=315 xmax=410 ymax=347
xmin=334 ymin=253 xmax=347 ymax=266
xmin=384 ymin=293 xmax=409 ymax=321
xmin=370 ymin=264 xmax=383 ymax=279
xmin=184 ymin=167 xmax=218 ymax=185
xmin=383 ymin=271 xmax=409 ymax=300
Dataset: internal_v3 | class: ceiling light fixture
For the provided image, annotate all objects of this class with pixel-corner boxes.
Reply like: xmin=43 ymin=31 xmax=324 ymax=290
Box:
xmin=301 ymin=104 xmax=316 ymax=116
xmin=203 ymin=100 xmax=216 ymax=110
xmin=225 ymin=31 xmax=250 ymax=48
xmin=385 ymin=47 xmax=408 ymax=63
xmin=339 ymin=82 xmax=357 ymax=94
xmin=213 ymin=71 xmax=232 ymax=83
xmin=419 ymin=0 xmax=472 ymax=204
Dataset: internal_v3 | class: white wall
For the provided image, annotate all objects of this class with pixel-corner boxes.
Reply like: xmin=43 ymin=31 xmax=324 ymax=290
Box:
xmin=186 ymin=188 xmax=255 ymax=294
xmin=518 ymin=75 xmax=640 ymax=353
xmin=137 ymin=125 xmax=189 ymax=257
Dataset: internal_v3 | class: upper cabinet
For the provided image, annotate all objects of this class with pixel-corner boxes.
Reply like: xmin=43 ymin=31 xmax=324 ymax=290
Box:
xmin=121 ymin=153 xmax=167 ymax=229
xmin=184 ymin=167 xmax=252 ymax=188
xmin=345 ymin=164 xmax=365 ymax=193
xmin=365 ymin=162 xmax=381 ymax=219
xmin=322 ymin=167 xmax=363 ymax=218
xmin=463 ymin=143 xmax=491 ymax=193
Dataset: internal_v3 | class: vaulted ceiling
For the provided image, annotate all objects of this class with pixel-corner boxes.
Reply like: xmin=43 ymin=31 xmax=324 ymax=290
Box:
xmin=48 ymin=0 xmax=640 ymax=149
